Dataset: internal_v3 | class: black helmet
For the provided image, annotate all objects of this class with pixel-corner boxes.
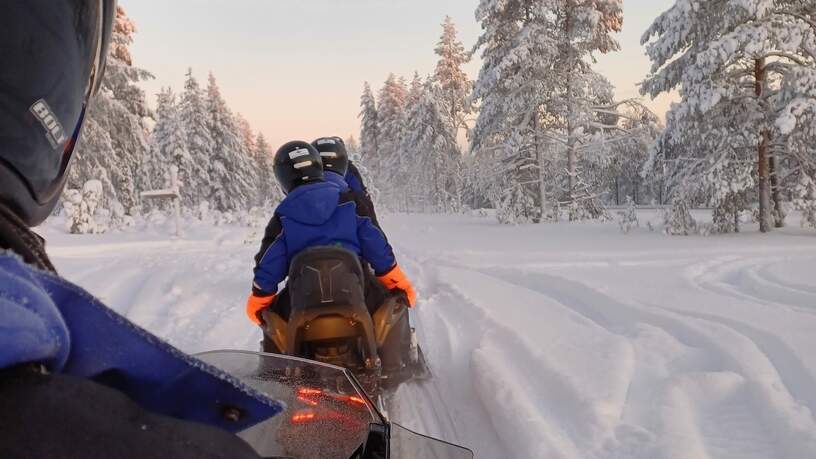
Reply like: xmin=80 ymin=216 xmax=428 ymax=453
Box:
xmin=273 ymin=141 xmax=324 ymax=194
xmin=312 ymin=137 xmax=349 ymax=177
xmin=0 ymin=0 xmax=117 ymax=227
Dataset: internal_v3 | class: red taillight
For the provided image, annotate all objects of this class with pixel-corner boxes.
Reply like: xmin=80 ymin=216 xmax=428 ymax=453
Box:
xmin=344 ymin=395 xmax=368 ymax=406
xmin=291 ymin=410 xmax=317 ymax=424
xmin=298 ymin=388 xmax=323 ymax=397
xmin=297 ymin=395 xmax=319 ymax=406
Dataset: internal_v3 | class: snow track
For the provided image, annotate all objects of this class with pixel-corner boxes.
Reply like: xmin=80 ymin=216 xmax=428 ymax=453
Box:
xmin=44 ymin=213 xmax=816 ymax=458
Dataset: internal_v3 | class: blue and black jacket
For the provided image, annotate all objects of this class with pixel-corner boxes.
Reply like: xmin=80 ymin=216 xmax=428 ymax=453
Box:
xmin=345 ymin=162 xmax=367 ymax=195
xmin=252 ymin=180 xmax=395 ymax=297
xmin=344 ymin=162 xmax=380 ymax=228
xmin=0 ymin=206 xmax=283 ymax=455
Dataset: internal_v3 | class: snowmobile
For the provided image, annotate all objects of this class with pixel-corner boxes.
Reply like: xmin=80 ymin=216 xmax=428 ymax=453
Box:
xmin=260 ymin=246 xmax=430 ymax=398
xmin=196 ymin=350 xmax=472 ymax=459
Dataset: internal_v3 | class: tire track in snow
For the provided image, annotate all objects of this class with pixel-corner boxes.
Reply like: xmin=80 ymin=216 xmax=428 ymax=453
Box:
xmin=390 ymin=254 xmax=511 ymax=459
xmin=757 ymin=259 xmax=816 ymax=296
xmin=451 ymin=264 xmax=816 ymax=458
xmin=656 ymin=306 xmax=816 ymax=413
xmin=684 ymin=256 xmax=816 ymax=318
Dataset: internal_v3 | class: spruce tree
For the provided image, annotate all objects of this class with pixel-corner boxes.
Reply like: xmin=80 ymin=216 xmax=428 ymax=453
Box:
xmin=434 ymin=16 xmax=473 ymax=137
xmin=70 ymin=6 xmax=153 ymax=216
xmin=150 ymin=88 xmax=194 ymax=206
xmin=375 ymin=74 xmax=409 ymax=204
xmin=471 ymin=0 xmax=627 ymax=223
xmin=179 ymin=69 xmax=214 ymax=205
xmin=359 ymin=82 xmax=380 ymax=163
xmin=206 ymin=73 xmax=255 ymax=212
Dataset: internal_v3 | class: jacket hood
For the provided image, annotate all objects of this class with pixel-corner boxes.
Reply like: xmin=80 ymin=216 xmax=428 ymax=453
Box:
xmin=324 ymin=171 xmax=350 ymax=191
xmin=277 ymin=181 xmax=341 ymax=225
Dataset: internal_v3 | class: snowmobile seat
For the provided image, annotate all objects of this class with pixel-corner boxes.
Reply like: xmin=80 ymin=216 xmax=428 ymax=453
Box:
xmin=284 ymin=247 xmax=380 ymax=369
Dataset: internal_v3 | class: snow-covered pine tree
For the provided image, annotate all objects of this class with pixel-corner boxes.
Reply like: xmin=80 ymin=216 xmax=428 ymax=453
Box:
xmin=69 ymin=6 xmax=153 ymax=216
xmin=359 ymin=82 xmax=380 ymax=163
xmin=64 ymin=180 xmax=107 ymax=235
xmin=376 ymin=74 xmax=410 ymax=206
xmin=236 ymin=113 xmax=257 ymax=155
xmin=664 ymin=190 xmax=697 ymax=236
xmin=235 ymin=113 xmax=262 ymax=206
xmin=470 ymin=0 xmax=558 ymax=223
xmin=150 ymin=88 xmax=195 ymax=206
xmin=345 ymin=136 xmax=361 ymax=159
xmin=775 ymin=8 xmax=816 ymax=228
xmin=609 ymin=107 xmax=663 ymax=206
xmin=434 ymin=16 xmax=473 ymax=138
xmin=539 ymin=0 xmax=624 ymax=221
xmin=206 ymin=73 xmax=256 ymax=213
xmin=400 ymin=80 xmax=462 ymax=212
xmin=407 ymin=72 xmax=425 ymax=109
xmin=617 ymin=196 xmax=639 ymax=234
xmin=179 ymin=69 xmax=214 ymax=206
xmin=642 ymin=0 xmax=816 ymax=232
xmin=254 ymin=132 xmax=281 ymax=207
xmin=471 ymin=0 xmax=626 ymax=223
xmin=67 ymin=119 xmax=117 ymax=210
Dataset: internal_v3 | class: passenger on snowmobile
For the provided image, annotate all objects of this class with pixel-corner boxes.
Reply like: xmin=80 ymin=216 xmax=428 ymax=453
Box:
xmin=311 ymin=136 xmax=380 ymax=227
xmin=246 ymin=140 xmax=416 ymax=330
xmin=0 ymin=3 xmax=279 ymax=458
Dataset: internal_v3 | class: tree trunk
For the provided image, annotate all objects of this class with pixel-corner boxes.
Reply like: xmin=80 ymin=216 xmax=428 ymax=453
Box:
xmin=565 ymin=5 xmax=578 ymax=221
xmin=567 ymin=135 xmax=577 ymax=220
xmin=734 ymin=197 xmax=740 ymax=234
xmin=614 ymin=176 xmax=620 ymax=206
xmin=769 ymin=151 xmax=785 ymax=227
xmin=534 ymin=115 xmax=548 ymax=223
xmin=755 ymin=58 xmax=772 ymax=233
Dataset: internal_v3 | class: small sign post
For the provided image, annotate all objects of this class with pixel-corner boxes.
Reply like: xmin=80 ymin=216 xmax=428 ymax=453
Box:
xmin=141 ymin=165 xmax=182 ymax=237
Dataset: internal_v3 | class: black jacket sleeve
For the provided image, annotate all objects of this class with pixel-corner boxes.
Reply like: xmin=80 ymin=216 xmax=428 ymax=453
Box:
xmin=346 ymin=163 xmax=381 ymax=229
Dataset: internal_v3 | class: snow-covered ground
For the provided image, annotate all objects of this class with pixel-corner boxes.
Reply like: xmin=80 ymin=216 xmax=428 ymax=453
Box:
xmin=41 ymin=212 xmax=816 ymax=459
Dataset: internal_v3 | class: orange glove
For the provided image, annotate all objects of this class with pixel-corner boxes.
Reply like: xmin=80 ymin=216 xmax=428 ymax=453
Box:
xmin=377 ymin=265 xmax=417 ymax=307
xmin=246 ymin=293 xmax=276 ymax=325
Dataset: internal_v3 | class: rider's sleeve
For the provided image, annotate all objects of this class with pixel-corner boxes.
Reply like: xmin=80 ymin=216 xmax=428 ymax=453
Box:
xmin=345 ymin=163 xmax=367 ymax=194
xmin=346 ymin=163 xmax=382 ymax=230
xmin=252 ymin=215 xmax=287 ymax=296
xmin=346 ymin=194 xmax=396 ymax=276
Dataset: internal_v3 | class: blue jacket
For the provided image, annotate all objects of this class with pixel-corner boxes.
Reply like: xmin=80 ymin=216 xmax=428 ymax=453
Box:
xmin=345 ymin=162 xmax=366 ymax=195
xmin=0 ymin=253 xmax=283 ymax=432
xmin=253 ymin=181 xmax=395 ymax=296
xmin=325 ymin=170 xmax=350 ymax=191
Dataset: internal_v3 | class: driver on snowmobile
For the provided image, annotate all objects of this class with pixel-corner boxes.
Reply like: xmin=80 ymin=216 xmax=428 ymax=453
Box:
xmin=312 ymin=136 xmax=380 ymax=227
xmin=0 ymin=2 xmax=278 ymax=458
xmin=246 ymin=141 xmax=416 ymax=328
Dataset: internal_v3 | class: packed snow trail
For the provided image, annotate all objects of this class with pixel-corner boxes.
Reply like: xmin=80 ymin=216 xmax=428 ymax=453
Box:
xmin=43 ymin=212 xmax=816 ymax=458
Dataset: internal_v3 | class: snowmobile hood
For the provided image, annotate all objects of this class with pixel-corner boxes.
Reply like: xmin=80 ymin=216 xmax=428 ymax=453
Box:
xmin=277 ymin=181 xmax=342 ymax=225
xmin=324 ymin=171 xmax=350 ymax=191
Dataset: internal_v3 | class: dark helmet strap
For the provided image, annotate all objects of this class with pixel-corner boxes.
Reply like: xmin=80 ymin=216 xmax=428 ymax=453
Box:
xmin=0 ymin=203 xmax=56 ymax=273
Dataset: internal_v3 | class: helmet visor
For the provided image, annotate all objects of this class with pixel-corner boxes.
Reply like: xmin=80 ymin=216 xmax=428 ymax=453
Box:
xmin=0 ymin=0 xmax=109 ymax=204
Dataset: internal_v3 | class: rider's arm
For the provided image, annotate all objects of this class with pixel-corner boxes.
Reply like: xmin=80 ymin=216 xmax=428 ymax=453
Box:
xmin=346 ymin=194 xmax=395 ymax=276
xmin=346 ymin=163 xmax=381 ymax=227
xmin=252 ymin=214 xmax=287 ymax=296
xmin=346 ymin=194 xmax=417 ymax=306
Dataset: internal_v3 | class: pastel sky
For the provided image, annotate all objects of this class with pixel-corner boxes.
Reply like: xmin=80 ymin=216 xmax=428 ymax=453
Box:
xmin=126 ymin=0 xmax=678 ymax=149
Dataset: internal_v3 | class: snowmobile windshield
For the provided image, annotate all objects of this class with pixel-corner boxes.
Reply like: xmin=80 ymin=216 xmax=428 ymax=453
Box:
xmin=0 ymin=0 xmax=113 ymax=204
xmin=196 ymin=351 xmax=473 ymax=459
xmin=196 ymin=350 xmax=378 ymax=459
